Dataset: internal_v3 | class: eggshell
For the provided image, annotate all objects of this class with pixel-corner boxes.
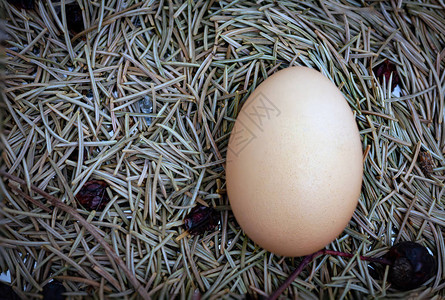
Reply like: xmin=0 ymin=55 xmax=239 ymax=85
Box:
xmin=226 ymin=66 xmax=363 ymax=257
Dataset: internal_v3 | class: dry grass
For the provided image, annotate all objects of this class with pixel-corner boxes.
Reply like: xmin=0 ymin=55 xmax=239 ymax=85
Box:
xmin=0 ymin=0 xmax=444 ymax=299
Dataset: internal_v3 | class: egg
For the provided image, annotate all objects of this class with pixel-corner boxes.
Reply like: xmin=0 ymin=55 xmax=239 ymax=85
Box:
xmin=226 ymin=66 xmax=363 ymax=257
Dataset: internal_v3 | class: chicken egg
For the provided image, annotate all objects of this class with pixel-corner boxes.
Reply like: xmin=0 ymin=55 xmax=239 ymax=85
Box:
xmin=226 ymin=66 xmax=363 ymax=257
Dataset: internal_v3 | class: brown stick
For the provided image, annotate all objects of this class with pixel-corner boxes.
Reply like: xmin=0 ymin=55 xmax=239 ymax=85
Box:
xmin=267 ymin=253 xmax=318 ymax=300
xmin=268 ymin=249 xmax=392 ymax=300
xmin=0 ymin=170 xmax=151 ymax=300
xmin=8 ymin=183 xmax=52 ymax=213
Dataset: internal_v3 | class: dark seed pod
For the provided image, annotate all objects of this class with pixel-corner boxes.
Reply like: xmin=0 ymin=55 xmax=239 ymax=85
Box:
xmin=7 ymin=0 xmax=35 ymax=10
xmin=75 ymin=180 xmax=110 ymax=211
xmin=0 ymin=281 xmax=20 ymax=300
xmin=183 ymin=205 xmax=219 ymax=235
xmin=373 ymin=59 xmax=400 ymax=90
xmin=385 ymin=241 xmax=436 ymax=291
xmin=418 ymin=151 xmax=434 ymax=175
xmin=65 ymin=2 xmax=84 ymax=34
xmin=43 ymin=280 xmax=66 ymax=300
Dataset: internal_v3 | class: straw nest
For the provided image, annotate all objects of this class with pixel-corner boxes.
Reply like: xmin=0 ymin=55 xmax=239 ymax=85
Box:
xmin=1 ymin=0 xmax=444 ymax=299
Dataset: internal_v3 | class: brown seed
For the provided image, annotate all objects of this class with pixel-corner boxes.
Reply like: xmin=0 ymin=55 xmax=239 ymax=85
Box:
xmin=373 ymin=59 xmax=400 ymax=90
xmin=183 ymin=205 xmax=219 ymax=235
xmin=418 ymin=151 xmax=434 ymax=174
xmin=75 ymin=180 xmax=110 ymax=211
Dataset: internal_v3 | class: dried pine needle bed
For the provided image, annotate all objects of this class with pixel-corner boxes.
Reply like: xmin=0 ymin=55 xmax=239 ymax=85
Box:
xmin=0 ymin=0 xmax=444 ymax=299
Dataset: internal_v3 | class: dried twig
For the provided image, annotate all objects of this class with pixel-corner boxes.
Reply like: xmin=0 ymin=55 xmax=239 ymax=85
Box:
xmin=0 ymin=170 xmax=151 ymax=300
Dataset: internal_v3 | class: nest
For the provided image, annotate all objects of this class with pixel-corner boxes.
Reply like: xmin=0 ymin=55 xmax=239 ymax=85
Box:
xmin=1 ymin=0 xmax=444 ymax=299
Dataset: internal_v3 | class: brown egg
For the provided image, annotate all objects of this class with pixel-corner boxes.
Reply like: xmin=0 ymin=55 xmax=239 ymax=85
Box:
xmin=226 ymin=66 xmax=363 ymax=257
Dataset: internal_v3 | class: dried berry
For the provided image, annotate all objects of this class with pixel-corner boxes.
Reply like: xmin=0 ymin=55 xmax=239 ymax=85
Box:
xmin=184 ymin=205 xmax=219 ymax=235
xmin=75 ymin=180 xmax=110 ymax=210
xmin=7 ymin=0 xmax=34 ymax=10
xmin=0 ymin=281 xmax=19 ymax=300
xmin=373 ymin=59 xmax=400 ymax=90
xmin=385 ymin=241 xmax=436 ymax=291
xmin=43 ymin=280 xmax=66 ymax=300
xmin=65 ymin=3 xmax=84 ymax=34
xmin=418 ymin=151 xmax=434 ymax=175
